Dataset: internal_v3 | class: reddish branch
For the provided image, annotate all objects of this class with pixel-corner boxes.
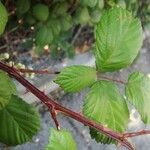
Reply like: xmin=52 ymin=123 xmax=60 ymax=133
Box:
xmin=17 ymin=68 xmax=127 ymax=84
xmin=123 ymin=130 xmax=150 ymax=138
xmin=100 ymin=76 xmax=127 ymax=84
xmin=50 ymin=106 xmax=60 ymax=130
xmin=17 ymin=68 xmax=60 ymax=74
xmin=1 ymin=61 xmax=149 ymax=150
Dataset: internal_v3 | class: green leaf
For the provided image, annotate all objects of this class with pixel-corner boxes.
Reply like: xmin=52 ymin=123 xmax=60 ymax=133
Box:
xmin=118 ymin=0 xmax=126 ymax=9
xmin=90 ymin=9 xmax=101 ymax=23
xmin=25 ymin=13 xmax=36 ymax=25
xmin=74 ymin=7 xmax=91 ymax=25
xmin=81 ymin=0 xmax=97 ymax=8
xmin=17 ymin=0 xmax=31 ymax=14
xmin=52 ymin=2 xmax=69 ymax=16
xmin=55 ymin=65 xmax=97 ymax=93
xmin=33 ymin=3 xmax=49 ymax=21
xmin=46 ymin=128 xmax=77 ymax=150
xmin=0 ymin=95 xmax=41 ymax=146
xmin=35 ymin=26 xmax=53 ymax=46
xmin=95 ymin=7 xmax=143 ymax=72
xmin=97 ymin=0 xmax=104 ymax=9
xmin=47 ymin=19 xmax=61 ymax=36
xmin=0 ymin=1 xmax=8 ymax=35
xmin=63 ymin=42 xmax=75 ymax=58
xmin=0 ymin=70 xmax=16 ymax=109
xmin=59 ymin=14 xmax=72 ymax=31
xmin=125 ymin=72 xmax=150 ymax=124
xmin=83 ymin=81 xmax=129 ymax=143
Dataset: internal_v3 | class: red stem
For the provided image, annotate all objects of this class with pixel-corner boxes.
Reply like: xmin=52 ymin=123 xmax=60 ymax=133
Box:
xmin=0 ymin=61 xmax=133 ymax=150
xmin=50 ymin=106 xmax=60 ymax=130
xmin=100 ymin=76 xmax=126 ymax=84
xmin=18 ymin=68 xmax=126 ymax=84
xmin=17 ymin=68 xmax=60 ymax=74
xmin=124 ymin=130 xmax=150 ymax=138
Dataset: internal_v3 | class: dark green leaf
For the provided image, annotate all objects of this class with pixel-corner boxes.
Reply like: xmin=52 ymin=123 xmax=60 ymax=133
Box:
xmin=33 ymin=3 xmax=49 ymax=21
xmin=35 ymin=26 xmax=53 ymax=46
xmin=47 ymin=19 xmax=61 ymax=36
xmin=0 ymin=1 xmax=8 ymax=35
xmin=52 ymin=2 xmax=69 ymax=16
xmin=60 ymin=14 xmax=72 ymax=31
xmin=55 ymin=65 xmax=97 ymax=93
xmin=25 ymin=13 xmax=36 ymax=25
xmin=46 ymin=128 xmax=77 ymax=150
xmin=17 ymin=0 xmax=31 ymax=14
xmin=0 ymin=70 xmax=16 ymax=109
xmin=83 ymin=81 xmax=129 ymax=143
xmin=126 ymin=72 xmax=150 ymax=123
xmin=0 ymin=95 xmax=41 ymax=146
xmin=95 ymin=7 xmax=143 ymax=72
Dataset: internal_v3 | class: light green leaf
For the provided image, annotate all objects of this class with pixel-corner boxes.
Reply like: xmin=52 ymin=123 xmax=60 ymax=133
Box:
xmin=0 ymin=70 xmax=16 ymax=109
xmin=118 ymin=0 xmax=126 ymax=9
xmin=126 ymin=72 xmax=150 ymax=124
xmin=17 ymin=0 xmax=31 ymax=14
xmin=90 ymin=9 xmax=101 ymax=23
xmin=83 ymin=81 xmax=129 ymax=143
xmin=97 ymin=0 xmax=104 ymax=9
xmin=95 ymin=7 xmax=143 ymax=72
xmin=55 ymin=65 xmax=97 ymax=93
xmin=46 ymin=128 xmax=77 ymax=150
xmin=0 ymin=95 xmax=41 ymax=146
xmin=0 ymin=1 xmax=8 ymax=35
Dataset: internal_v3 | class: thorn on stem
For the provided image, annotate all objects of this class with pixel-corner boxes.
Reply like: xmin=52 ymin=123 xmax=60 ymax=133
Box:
xmin=50 ymin=106 xmax=60 ymax=130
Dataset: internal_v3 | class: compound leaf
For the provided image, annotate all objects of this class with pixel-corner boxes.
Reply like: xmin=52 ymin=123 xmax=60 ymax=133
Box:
xmin=83 ymin=81 xmax=129 ymax=143
xmin=126 ymin=72 xmax=150 ymax=124
xmin=95 ymin=7 xmax=143 ymax=72
xmin=46 ymin=128 xmax=77 ymax=150
xmin=0 ymin=95 xmax=41 ymax=146
xmin=55 ymin=65 xmax=97 ymax=93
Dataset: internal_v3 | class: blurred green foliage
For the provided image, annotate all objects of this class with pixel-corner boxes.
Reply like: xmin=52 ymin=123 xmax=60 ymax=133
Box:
xmin=0 ymin=0 xmax=150 ymax=58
